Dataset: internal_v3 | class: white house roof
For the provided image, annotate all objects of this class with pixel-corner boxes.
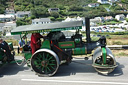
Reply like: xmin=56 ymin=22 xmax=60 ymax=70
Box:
xmin=0 ymin=14 xmax=15 ymax=18
xmin=32 ymin=18 xmax=51 ymax=22
xmin=63 ymin=16 xmax=83 ymax=22
xmin=16 ymin=11 xmax=31 ymax=15
xmin=115 ymin=14 xmax=125 ymax=17
xmin=104 ymin=16 xmax=113 ymax=20
xmin=77 ymin=16 xmax=83 ymax=21
xmin=4 ymin=22 xmax=16 ymax=27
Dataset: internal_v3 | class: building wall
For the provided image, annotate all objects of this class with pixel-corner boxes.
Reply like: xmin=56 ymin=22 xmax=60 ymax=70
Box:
xmin=0 ymin=15 xmax=15 ymax=22
xmin=32 ymin=21 xmax=50 ymax=24
xmin=97 ymin=0 xmax=109 ymax=4
xmin=115 ymin=15 xmax=125 ymax=21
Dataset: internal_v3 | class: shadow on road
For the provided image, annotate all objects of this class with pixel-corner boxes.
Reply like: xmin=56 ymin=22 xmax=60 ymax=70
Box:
xmin=56 ymin=59 xmax=95 ymax=77
xmin=0 ymin=63 xmax=29 ymax=77
xmin=55 ymin=59 xmax=123 ymax=77
xmin=0 ymin=59 xmax=124 ymax=77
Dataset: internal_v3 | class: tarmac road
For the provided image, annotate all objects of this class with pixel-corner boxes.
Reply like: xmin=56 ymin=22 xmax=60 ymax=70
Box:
xmin=0 ymin=57 xmax=128 ymax=85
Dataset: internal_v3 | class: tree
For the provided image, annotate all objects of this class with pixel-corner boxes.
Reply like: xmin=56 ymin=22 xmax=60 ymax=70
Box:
xmin=69 ymin=5 xmax=83 ymax=11
xmin=50 ymin=12 xmax=59 ymax=18
xmin=121 ymin=0 xmax=128 ymax=4
xmin=16 ymin=16 xmax=31 ymax=26
xmin=126 ymin=18 xmax=128 ymax=22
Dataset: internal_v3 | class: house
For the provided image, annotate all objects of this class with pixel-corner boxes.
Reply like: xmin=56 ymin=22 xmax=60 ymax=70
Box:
xmin=63 ymin=16 xmax=83 ymax=22
xmin=90 ymin=17 xmax=104 ymax=26
xmin=48 ymin=8 xmax=60 ymax=13
xmin=5 ymin=8 xmax=15 ymax=14
xmin=109 ymin=0 xmax=118 ymax=2
xmin=90 ymin=18 xmax=101 ymax=23
xmin=3 ymin=22 xmax=16 ymax=35
xmin=0 ymin=14 xmax=15 ymax=22
xmin=63 ymin=17 xmax=77 ymax=22
xmin=16 ymin=11 xmax=31 ymax=18
xmin=0 ymin=23 xmax=5 ymax=29
xmin=32 ymin=18 xmax=51 ymax=25
xmin=118 ymin=3 xmax=123 ymax=7
xmin=0 ymin=23 xmax=5 ymax=34
xmin=94 ymin=17 xmax=104 ymax=22
xmin=104 ymin=16 xmax=113 ymax=21
xmin=97 ymin=0 xmax=109 ymax=4
xmin=88 ymin=3 xmax=99 ymax=7
xmin=115 ymin=14 xmax=125 ymax=21
xmin=90 ymin=18 xmax=100 ymax=26
xmin=0 ymin=22 xmax=16 ymax=35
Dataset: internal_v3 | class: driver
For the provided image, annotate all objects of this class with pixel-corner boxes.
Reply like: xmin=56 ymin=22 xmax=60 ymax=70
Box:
xmin=31 ymin=33 xmax=43 ymax=54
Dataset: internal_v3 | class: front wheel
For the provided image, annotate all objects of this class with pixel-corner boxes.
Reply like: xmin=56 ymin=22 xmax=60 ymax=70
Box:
xmin=31 ymin=49 xmax=59 ymax=77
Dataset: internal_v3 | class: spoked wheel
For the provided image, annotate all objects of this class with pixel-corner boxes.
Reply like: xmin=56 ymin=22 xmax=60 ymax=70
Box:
xmin=31 ymin=49 xmax=59 ymax=77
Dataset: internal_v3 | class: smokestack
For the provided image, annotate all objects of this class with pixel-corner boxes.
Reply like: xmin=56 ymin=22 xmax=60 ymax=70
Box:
xmin=85 ymin=18 xmax=91 ymax=43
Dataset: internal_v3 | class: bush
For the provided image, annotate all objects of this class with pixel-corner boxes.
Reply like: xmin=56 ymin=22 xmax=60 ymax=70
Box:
xmin=59 ymin=10 xmax=68 ymax=16
xmin=31 ymin=15 xmax=36 ymax=19
xmin=6 ymin=39 xmax=18 ymax=46
xmin=56 ymin=17 xmax=64 ymax=21
xmin=50 ymin=17 xmax=55 ymax=21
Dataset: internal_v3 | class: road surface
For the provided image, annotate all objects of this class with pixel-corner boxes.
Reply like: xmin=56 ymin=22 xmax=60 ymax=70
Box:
xmin=0 ymin=57 xmax=128 ymax=85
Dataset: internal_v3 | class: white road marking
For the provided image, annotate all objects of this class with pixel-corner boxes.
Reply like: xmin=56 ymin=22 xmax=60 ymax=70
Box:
xmin=22 ymin=79 xmax=128 ymax=85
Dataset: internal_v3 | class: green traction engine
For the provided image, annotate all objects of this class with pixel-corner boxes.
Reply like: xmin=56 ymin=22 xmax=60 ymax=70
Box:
xmin=11 ymin=18 xmax=117 ymax=77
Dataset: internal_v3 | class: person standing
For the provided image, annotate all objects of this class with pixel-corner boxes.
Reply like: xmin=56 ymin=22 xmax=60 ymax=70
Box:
xmin=31 ymin=33 xmax=43 ymax=54
xmin=18 ymin=36 xmax=26 ymax=53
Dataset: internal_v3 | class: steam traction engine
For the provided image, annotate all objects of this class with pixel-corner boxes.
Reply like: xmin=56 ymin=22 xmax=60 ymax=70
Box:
xmin=11 ymin=18 xmax=117 ymax=77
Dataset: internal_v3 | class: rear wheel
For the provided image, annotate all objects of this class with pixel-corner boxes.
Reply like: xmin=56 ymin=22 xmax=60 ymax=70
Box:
xmin=31 ymin=49 xmax=59 ymax=77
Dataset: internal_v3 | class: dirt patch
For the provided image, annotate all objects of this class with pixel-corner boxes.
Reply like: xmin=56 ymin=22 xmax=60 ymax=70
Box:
xmin=111 ymin=49 xmax=128 ymax=57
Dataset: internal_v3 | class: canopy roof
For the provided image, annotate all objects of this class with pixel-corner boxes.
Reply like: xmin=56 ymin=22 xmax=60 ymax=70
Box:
xmin=11 ymin=21 xmax=83 ymax=35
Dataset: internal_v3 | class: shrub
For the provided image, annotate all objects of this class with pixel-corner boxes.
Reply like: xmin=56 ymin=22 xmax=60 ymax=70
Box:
xmin=56 ymin=17 xmax=64 ymax=21
xmin=50 ymin=17 xmax=55 ymax=21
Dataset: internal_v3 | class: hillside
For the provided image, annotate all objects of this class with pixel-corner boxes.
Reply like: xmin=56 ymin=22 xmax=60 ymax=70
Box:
xmin=1 ymin=0 xmax=128 ymax=24
xmin=14 ymin=0 xmax=128 ymax=19
xmin=0 ymin=0 xmax=9 ymax=14
xmin=14 ymin=0 xmax=104 ymax=19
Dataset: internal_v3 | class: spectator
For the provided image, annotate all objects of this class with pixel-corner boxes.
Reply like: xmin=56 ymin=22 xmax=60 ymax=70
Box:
xmin=31 ymin=33 xmax=43 ymax=54
xmin=18 ymin=35 xmax=26 ymax=53
xmin=0 ymin=38 xmax=14 ymax=62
